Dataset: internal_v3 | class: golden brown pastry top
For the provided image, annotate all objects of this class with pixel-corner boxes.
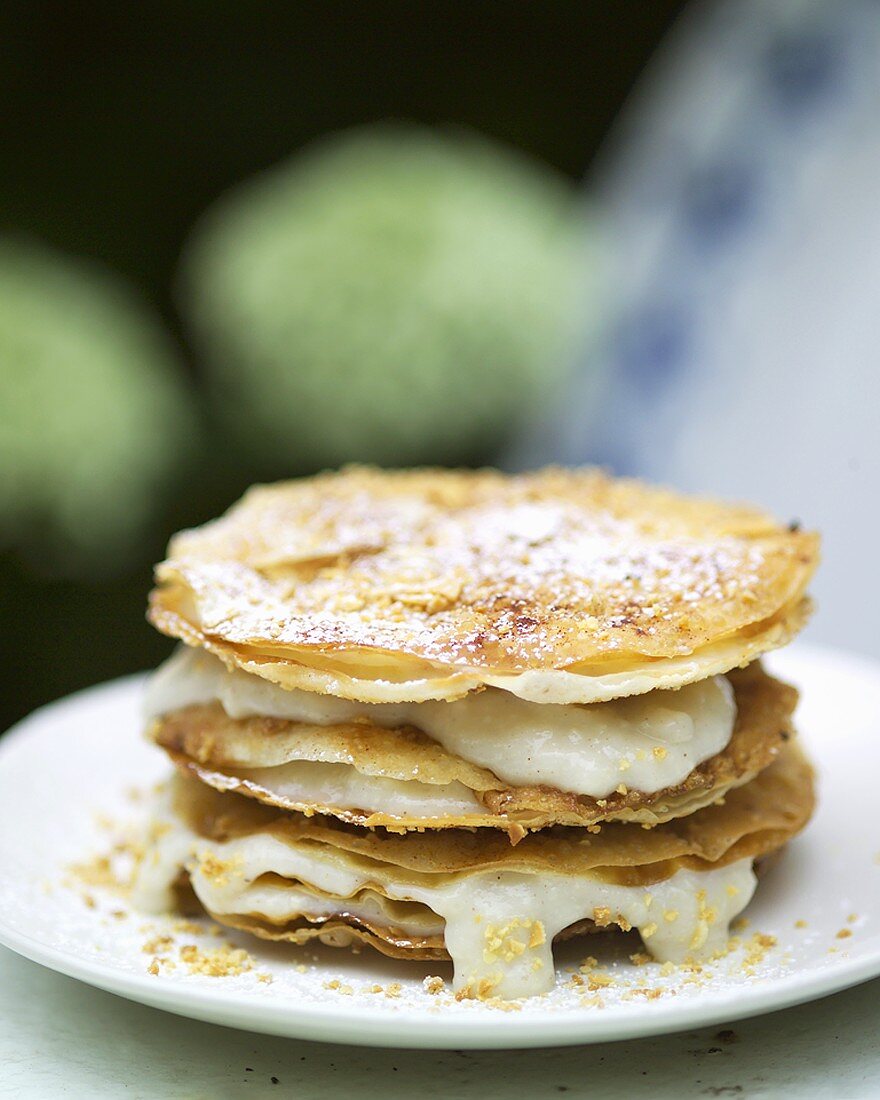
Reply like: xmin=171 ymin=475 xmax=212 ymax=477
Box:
xmin=149 ymin=466 xmax=818 ymax=702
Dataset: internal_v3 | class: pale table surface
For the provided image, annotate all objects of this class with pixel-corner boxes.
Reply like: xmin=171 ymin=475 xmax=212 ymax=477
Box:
xmin=1 ymin=945 xmax=878 ymax=1099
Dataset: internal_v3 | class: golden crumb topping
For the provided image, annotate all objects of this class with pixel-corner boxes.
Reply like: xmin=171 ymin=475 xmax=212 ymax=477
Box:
xmin=179 ymin=943 xmax=254 ymax=977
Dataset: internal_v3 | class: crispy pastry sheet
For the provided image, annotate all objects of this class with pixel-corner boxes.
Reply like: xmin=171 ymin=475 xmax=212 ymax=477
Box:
xmin=173 ymin=741 xmax=814 ymax=882
xmin=166 ymin=742 xmax=814 ymax=957
xmin=154 ymin=663 xmax=796 ymax=832
xmin=149 ymin=467 xmax=818 ymax=703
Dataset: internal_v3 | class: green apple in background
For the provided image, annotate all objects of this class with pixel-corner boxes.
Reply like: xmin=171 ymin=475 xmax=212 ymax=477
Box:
xmin=0 ymin=239 xmax=196 ymax=573
xmin=181 ymin=124 xmax=588 ymax=470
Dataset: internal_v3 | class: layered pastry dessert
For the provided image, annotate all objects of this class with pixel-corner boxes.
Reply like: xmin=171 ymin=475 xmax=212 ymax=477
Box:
xmin=134 ymin=467 xmax=818 ymax=999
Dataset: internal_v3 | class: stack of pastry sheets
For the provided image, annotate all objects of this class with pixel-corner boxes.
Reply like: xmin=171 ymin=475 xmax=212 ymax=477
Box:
xmin=135 ymin=467 xmax=818 ymax=999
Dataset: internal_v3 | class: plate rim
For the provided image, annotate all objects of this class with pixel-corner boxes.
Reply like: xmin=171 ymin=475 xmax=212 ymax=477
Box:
xmin=4 ymin=916 xmax=880 ymax=1049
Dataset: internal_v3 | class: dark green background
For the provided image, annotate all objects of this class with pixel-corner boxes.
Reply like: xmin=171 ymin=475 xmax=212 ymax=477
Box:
xmin=0 ymin=1 xmax=685 ymax=731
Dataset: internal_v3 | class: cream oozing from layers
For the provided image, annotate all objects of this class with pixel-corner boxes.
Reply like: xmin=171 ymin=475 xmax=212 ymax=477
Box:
xmin=200 ymin=760 xmax=486 ymax=820
xmin=134 ymin=805 xmax=756 ymax=998
xmin=146 ymin=648 xmax=736 ymax=800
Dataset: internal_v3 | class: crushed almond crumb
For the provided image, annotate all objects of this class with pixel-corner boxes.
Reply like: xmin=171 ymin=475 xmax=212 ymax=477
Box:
xmin=196 ymin=852 xmax=243 ymax=887
xmin=455 ymin=975 xmax=501 ymax=1002
xmin=142 ymin=935 xmax=174 ymax=955
xmin=172 ymin=919 xmax=208 ymax=936
xmin=179 ymin=943 xmax=254 ymax=977
xmin=742 ymin=932 xmax=777 ymax=972
xmin=483 ymin=917 xmax=543 ymax=963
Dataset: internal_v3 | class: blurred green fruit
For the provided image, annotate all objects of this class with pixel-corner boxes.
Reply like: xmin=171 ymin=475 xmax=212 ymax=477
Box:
xmin=181 ymin=125 xmax=587 ymax=470
xmin=0 ymin=239 xmax=196 ymax=572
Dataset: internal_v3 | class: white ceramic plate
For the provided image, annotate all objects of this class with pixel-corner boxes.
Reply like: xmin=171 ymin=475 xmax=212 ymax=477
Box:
xmin=0 ymin=644 xmax=878 ymax=1049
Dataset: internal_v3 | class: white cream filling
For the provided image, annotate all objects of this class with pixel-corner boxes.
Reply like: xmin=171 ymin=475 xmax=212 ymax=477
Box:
xmin=146 ymin=647 xmax=736 ymax=799
xmin=134 ymin=808 xmax=756 ymax=999
xmin=226 ymin=760 xmax=485 ymax=819
xmin=211 ymin=880 xmax=445 ymax=939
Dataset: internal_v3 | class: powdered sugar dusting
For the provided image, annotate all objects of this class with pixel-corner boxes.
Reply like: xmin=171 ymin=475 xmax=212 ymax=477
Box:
xmin=153 ymin=467 xmax=818 ymax=672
